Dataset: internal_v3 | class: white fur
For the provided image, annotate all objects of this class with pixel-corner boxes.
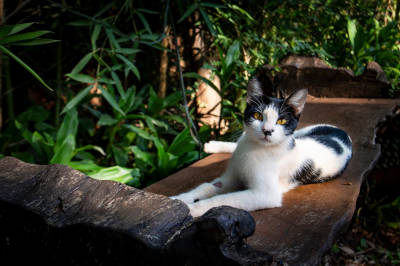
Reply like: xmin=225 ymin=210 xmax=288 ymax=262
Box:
xmin=173 ymin=106 xmax=351 ymax=217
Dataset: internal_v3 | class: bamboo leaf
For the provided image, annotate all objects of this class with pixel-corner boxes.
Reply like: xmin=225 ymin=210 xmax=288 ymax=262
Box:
xmin=137 ymin=11 xmax=152 ymax=33
xmin=183 ymin=72 xmax=221 ymax=96
xmin=199 ymin=8 xmax=217 ymax=36
xmin=0 ymin=45 xmax=53 ymax=91
xmin=116 ymin=54 xmax=140 ymax=80
xmin=0 ymin=30 xmax=52 ymax=44
xmin=91 ymin=24 xmax=102 ymax=50
xmin=111 ymin=71 xmax=125 ymax=97
xmin=8 ymin=23 xmax=35 ymax=35
xmin=11 ymin=38 xmax=59 ymax=46
xmin=61 ymin=85 xmax=93 ymax=115
xmin=66 ymin=73 xmax=95 ymax=83
xmin=115 ymin=48 xmax=141 ymax=55
xmin=70 ymin=53 xmax=93 ymax=75
xmin=98 ymin=86 xmax=126 ymax=116
xmin=178 ymin=3 xmax=198 ymax=23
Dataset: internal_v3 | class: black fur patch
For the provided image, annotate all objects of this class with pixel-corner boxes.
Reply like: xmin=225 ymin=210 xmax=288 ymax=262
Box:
xmin=292 ymin=159 xmax=322 ymax=184
xmin=298 ymin=126 xmax=351 ymax=154
xmin=288 ymin=138 xmax=296 ymax=150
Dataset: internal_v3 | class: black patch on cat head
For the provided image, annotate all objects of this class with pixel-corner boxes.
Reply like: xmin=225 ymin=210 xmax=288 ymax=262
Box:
xmin=246 ymin=65 xmax=275 ymax=104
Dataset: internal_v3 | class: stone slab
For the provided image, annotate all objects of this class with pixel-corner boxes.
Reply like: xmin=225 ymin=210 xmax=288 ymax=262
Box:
xmin=0 ymin=157 xmax=191 ymax=253
xmin=145 ymin=98 xmax=399 ymax=265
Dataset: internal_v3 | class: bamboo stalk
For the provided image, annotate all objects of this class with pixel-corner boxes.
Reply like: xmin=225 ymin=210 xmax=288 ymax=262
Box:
xmin=4 ymin=56 xmax=14 ymax=120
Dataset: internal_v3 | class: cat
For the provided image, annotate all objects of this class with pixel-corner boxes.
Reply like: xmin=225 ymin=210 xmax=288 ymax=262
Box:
xmin=172 ymin=76 xmax=352 ymax=217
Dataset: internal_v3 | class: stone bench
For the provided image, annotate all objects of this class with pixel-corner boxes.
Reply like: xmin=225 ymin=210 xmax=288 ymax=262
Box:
xmin=1 ymin=97 xmax=397 ymax=265
xmin=145 ymin=97 xmax=399 ymax=265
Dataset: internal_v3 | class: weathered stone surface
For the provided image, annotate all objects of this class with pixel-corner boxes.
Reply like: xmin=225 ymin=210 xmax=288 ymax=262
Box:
xmin=0 ymin=157 xmax=194 ymax=264
xmin=274 ymin=55 xmax=391 ymax=98
xmin=146 ymin=98 xmax=399 ymax=265
xmin=0 ymin=157 xmax=266 ymax=265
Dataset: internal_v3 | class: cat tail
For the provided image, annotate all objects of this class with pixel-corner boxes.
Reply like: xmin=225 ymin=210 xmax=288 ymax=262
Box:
xmin=204 ymin=141 xmax=237 ymax=153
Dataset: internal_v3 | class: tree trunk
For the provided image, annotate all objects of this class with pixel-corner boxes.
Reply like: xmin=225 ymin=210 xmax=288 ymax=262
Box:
xmin=158 ymin=25 xmax=170 ymax=98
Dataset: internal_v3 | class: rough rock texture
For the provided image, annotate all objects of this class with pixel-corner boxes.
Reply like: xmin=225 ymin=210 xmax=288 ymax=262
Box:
xmin=0 ymin=157 xmax=266 ymax=265
xmin=146 ymin=98 xmax=399 ymax=265
xmin=274 ymin=55 xmax=391 ymax=98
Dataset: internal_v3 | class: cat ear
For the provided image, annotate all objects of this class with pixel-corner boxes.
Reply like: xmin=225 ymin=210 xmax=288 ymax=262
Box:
xmin=246 ymin=77 xmax=264 ymax=103
xmin=246 ymin=65 xmax=274 ymax=103
xmin=283 ymin=89 xmax=308 ymax=116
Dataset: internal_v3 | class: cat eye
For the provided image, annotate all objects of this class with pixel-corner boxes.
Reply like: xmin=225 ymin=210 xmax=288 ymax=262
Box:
xmin=277 ymin=119 xmax=287 ymax=125
xmin=253 ymin=112 xmax=263 ymax=120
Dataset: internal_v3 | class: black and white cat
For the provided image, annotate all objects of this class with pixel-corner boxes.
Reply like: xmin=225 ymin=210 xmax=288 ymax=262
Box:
xmin=172 ymin=77 xmax=352 ymax=217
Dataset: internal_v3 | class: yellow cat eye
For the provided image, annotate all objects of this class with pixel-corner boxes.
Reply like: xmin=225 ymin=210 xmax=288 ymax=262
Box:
xmin=277 ymin=119 xmax=287 ymax=125
xmin=253 ymin=112 xmax=263 ymax=120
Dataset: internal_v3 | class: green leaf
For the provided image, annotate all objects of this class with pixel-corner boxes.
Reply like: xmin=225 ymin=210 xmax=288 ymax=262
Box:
xmin=105 ymin=28 xmax=121 ymax=50
xmin=89 ymin=166 xmax=141 ymax=187
xmin=55 ymin=108 xmax=78 ymax=153
xmin=32 ymin=131 xmax=53 ymax=160
xmin=137 ymin=11 xmax=152 ymax=33
xmin=0 ymin=30 xmax=52 ymax=45
xmin=91 ymin=24 xmax=102 ymax=50
xmin=98 ymin=113 xmax=118 ymax=126
xmin=347 ymin=19 xmax=357 ymax=50
xmin=0 ymin=45 xmax=53 ymax=91
xmin=167 ymin=128 xmax=196 ymax=156
xmin=11 ymin=38 xmax=59 ymax=46
xmin=68 ymin=160 xmax=103 ymax=174
xmin=129 ymin=146 xmax=155 ymax=167
xmin=50 ymin=134 xmax=76 ymax=164
xmin=199 ymin=8 xmax=217 ymax=36
xmin=66 ymin=73 xmax=95 ymax=83
xmin=137 ymin=8 xmax=159 ymax=15
xmin=111 ymin=71 xmax=125 ymax=98
xmin=15 ymin=120 xmax=33 ymax=145
xmin=8 ymin=23 xmax=35 ymax=35
xmin=115 ymin=48 xmax=141 ymax=55
xmin=111 ymin=145 xmax=128 ymax=166
xmin=98 ymin=86 xmax=126 ymax=116
xmin=116 ymin=54 xmax=140 ymax=80
xmin=148 ymin=87 xmax=163 ymax=115
xmin=124 ymin=124 xmax=152 ymax=140
xmin=178 ymin=3 xmax=198 ymax=23
xmin=183 ymin=72 xmax=221 ymax=95
xmin=70 ymin=53 xmax=93 ymax=75
xmin=200 ymin=2 xmax=226 ymax=8
xmin=73 ymin=145 xmax=105 ymax=156
xmin=226 ymin=40 xmax=240 ymax=67
xmin=61 ymin=85 xmax=93 ymax=115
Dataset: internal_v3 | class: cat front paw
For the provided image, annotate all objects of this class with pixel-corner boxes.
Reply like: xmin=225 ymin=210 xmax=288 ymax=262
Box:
xmin=204 ymin=141 xmax=220 ymax=153
xmin=170 ymin=193 xmax=197 ymax=204
xmin=188 ymin=203 xmax=208 ymax=217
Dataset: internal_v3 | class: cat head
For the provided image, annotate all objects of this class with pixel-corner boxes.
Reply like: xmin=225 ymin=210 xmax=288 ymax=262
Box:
xmin=244 ymin=76 xmax=307 ymax=146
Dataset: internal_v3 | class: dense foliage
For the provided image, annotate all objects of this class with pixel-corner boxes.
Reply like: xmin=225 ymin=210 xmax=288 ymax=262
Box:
xmin=0 ymin=0 xmax=399 ymax=187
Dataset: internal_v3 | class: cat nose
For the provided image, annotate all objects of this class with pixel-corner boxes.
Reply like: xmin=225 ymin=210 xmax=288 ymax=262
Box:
xmin=263 ymin=129 xmax=274 ymax=136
